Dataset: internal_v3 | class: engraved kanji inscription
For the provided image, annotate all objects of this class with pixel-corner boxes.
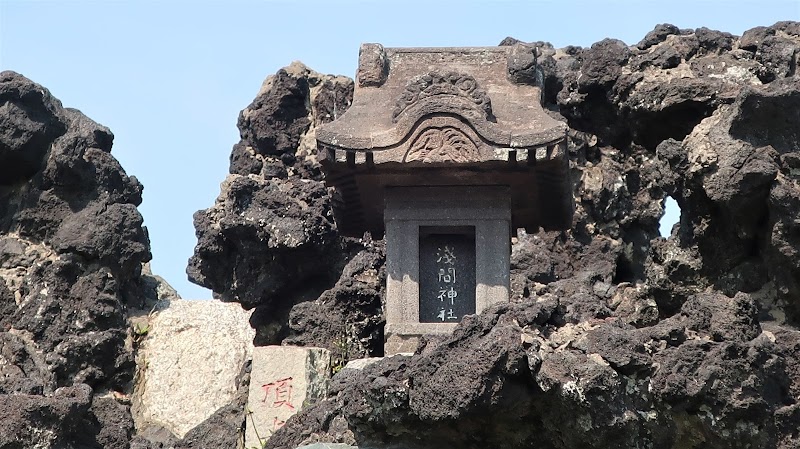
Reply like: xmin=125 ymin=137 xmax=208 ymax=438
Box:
xmin=419 ymin=230 xmax=476 ymax=323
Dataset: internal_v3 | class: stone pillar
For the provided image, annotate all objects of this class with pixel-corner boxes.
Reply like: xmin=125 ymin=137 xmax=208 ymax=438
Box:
xmin=383 ymin=186 xmax=511 ymax=355
xmin=245 ymin=346 xmax=331 ymax=448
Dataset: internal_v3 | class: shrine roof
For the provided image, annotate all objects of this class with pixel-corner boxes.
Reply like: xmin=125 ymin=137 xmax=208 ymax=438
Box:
xmin=315 ymin=44 xmax=573 ymax=237
xmin=316 ymin=44 xmax=567 ymax=153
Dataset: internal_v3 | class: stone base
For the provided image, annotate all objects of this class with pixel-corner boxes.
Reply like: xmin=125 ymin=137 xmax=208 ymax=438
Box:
xmin=342 ymin=357 xmax=385 ymax=371
xmin=385 ymin=323 xmax=458 ymax=355
xmin=385 ymin=334 xmax=420 ymax=355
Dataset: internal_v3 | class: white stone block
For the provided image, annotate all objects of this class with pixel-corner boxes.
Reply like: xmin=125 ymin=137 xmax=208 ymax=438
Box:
xmin=132 ymin=299 xmax=254 ymax=438
xmin=342 ymin=357 xmax=383 ymax=371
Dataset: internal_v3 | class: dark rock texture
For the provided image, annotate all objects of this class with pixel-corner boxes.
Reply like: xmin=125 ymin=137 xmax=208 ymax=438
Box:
xmin=187 ymin=62 xmax=376 ymax=351
xmin=284 ymin=241 xmax=386 ymax=368
xmin=268 ymin=294 xmax=800 ymax=449
xmin=0 ymin=71 xmax=158 ymax=448
xmin=188 ymin=22 xmax=800 ymax=449
xmin=0 ymin=384 xmax=92 ymax=448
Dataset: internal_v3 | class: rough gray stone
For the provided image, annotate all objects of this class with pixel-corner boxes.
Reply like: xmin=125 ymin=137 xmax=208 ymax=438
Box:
xmin=341 ymin=358 xmax=383 ymax=372
xmin=132 ymin=299 xmax=254 ymax=439
xmin=297 ymin=444 xmax=359 ymax=449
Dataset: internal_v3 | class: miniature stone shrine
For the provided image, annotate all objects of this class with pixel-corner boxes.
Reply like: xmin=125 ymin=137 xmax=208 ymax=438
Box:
xmin=317 ymin=44 xmax=573 ymax=354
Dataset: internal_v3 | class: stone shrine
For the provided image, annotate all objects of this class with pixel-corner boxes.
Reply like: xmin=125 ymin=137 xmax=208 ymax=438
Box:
xmin=317 ymin=44 xmax=573 ymax=354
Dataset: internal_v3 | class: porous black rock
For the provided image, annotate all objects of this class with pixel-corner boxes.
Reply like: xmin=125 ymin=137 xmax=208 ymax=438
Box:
xmin=285 ymin=241 xmax=386 ymax=364
xmin=269 ymin=292 xmax=799 ymax=449
xmin=0 ymin=71 xmax=157 ymax=449
xmin=188 ymin=62 xmax=368 ymax=350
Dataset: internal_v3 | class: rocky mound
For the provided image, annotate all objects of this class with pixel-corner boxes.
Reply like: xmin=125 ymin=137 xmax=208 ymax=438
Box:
xmin=191 ymin=21 xmax=800 ymax=448
xmin=188 ymin=62 xmax=385 ymax=363
xmin=0 ymin=71 xmax=172 ymax=448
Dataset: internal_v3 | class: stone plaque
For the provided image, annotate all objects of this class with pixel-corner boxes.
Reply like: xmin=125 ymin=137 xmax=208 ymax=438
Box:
xmin=245 ymin=346 xmax=331 ymax=448
xmin=418 ymin=228 xmax=476 ymax=323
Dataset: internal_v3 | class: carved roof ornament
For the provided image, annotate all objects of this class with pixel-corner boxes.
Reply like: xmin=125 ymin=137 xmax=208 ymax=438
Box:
xmin=317 ymin=44 xmax=573 ymax=237
xmin=405 ymin=126 xmax=481 ymax=163
xmin=392 ymin=71 xmax=493 ymax=122
xmin=356 ymin=43 xmax=388 ymax=87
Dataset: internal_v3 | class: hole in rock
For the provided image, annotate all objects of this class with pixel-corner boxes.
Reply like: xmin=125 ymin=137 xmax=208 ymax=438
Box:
xmin=613 ymin=256 xmax=637 ymax=284
xmin=659 ymin=196 xmax=680 ymax=237
xmin=633 ymin=101 xmax=714 ymax=150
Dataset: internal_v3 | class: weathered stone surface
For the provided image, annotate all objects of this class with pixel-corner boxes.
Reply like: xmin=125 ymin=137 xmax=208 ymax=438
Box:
xmin=317 ymin=45 xmax=571 ymax=237
xmin=0 ymin=330 xmax=53 ymax=394
xmin=132 ymin=299 xmax=254 ymax=439
xmin=636 ymin=23 xmax=681 ymax=50
xmin=341 ymin=358 xmax=383 ymax=372
xmin=285 ymin=241 xmax=385 ymax=367
xmin=188 ymin=174 xmax=338 ymax=311
xmin=132 ymin=361 xmax=250 ymax=449
xmin=168 ymin=360 xmax=251 ymax=449
xmin=245 ymin=346 xmax=331 ymax=449
xmin=0 ymin=73 xmax=150 ymax=388
xmin=0 ymin=383 xmax=135 ymax=448
xmin=356 ymin=43 xmax=387 ymax=88
xmin=0 ymin=79 xmax=64 ymax=185
xmin=90 ymin=396 xmax=136 ymax=448
xmin=0 ymin=384 xmax=93 ymax=448
xmin=297 ymin=444 xmax=359 ymax=449
xmin=267 ymin=293 xmax=800 ymax=449
xmin=225 ymin=61 xmax=353 ymax=181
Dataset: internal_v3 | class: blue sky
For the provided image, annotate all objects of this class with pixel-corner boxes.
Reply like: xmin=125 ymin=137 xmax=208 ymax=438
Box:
xmin=1 ymin=1 xmax=798 ymax=299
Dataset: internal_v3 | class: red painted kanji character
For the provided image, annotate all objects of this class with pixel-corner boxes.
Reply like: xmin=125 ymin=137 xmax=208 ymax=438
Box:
xmin=261 ymin=377 xmax=295 ymax=410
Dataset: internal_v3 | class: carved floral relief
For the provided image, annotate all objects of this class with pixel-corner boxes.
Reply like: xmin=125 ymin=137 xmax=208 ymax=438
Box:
xmin=404 ymin=126 xmax=481 ymax=163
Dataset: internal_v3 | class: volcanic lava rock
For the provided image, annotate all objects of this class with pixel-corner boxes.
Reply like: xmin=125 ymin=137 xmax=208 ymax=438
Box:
xmin=188 ymin=62 xmax=381 ymax=351
xmin=268 ymin=291 xmax=800 ymax=449
xmin=284 ymin=240 xmax=386 ymax=367
xmin=0 ymin=73 xmax=66 ymax=186
xmin=190 ymin=22 xmax=800 ymax=449
xmin=0 ymin=71 xmax=156 ymax=448
xmin=0 ymin=384 xmax=93 ymax=448
xmin=636 ymin=23 xmax=682 ymax=50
